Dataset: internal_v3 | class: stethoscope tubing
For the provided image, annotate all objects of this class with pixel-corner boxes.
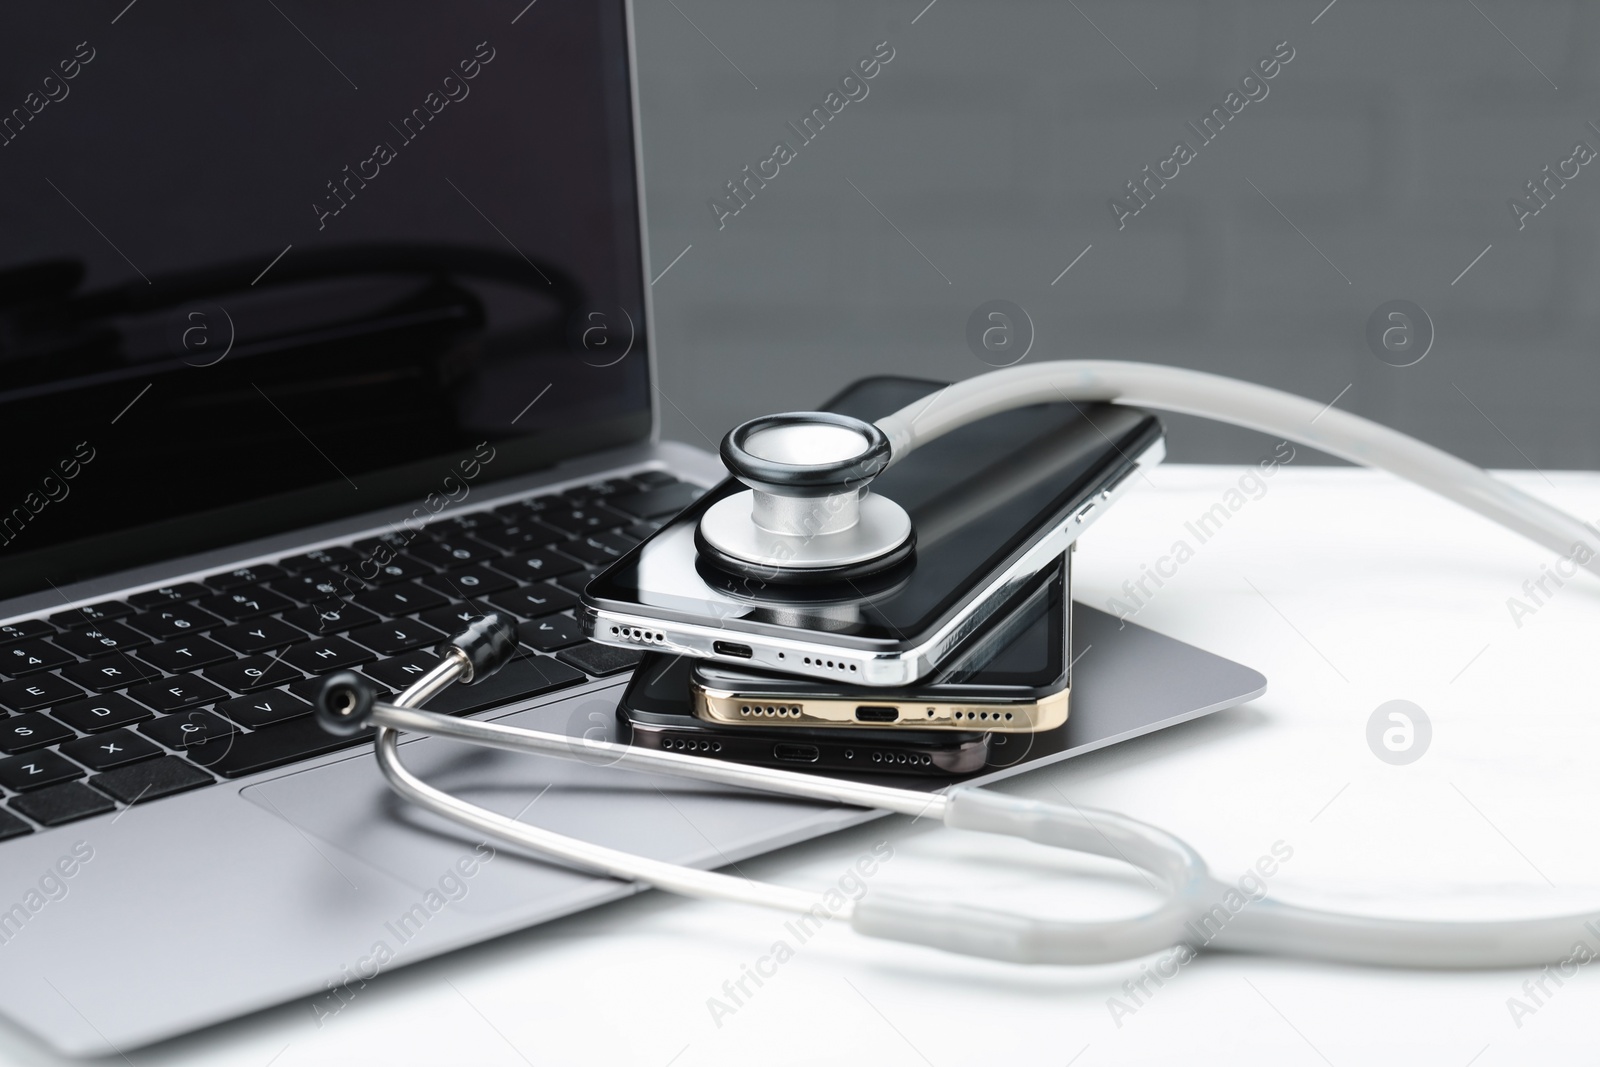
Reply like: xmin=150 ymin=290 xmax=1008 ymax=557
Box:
xmin=366 ymin=649 xmax=1600 ymax=968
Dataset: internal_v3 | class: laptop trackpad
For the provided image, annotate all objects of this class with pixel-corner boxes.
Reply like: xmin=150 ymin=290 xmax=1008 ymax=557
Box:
xmin=241 ymin=684 xmax=872 ymax=916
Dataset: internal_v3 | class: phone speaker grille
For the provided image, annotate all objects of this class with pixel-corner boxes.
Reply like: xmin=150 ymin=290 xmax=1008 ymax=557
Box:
xmin=871 ymin=751 xmax=933 ymax=766
xmin=800 ymin=656 xmax=857 ymax=673
xmin=608 ymin=625 xmax=665 ymax=645
xmin=738 ymin=704 xmax=802 ymax=718
xmin=951 ymin=709 xmax=1017 ymax=723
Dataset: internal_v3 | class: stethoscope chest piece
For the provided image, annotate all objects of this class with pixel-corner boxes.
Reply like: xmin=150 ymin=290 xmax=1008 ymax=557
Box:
xmin=695 ymin=411 xmax=914 ymax=582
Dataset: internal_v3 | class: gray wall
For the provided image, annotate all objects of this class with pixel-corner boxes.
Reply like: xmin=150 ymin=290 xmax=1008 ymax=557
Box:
xmin=631 ymin=0 xmax=1600 ymax=467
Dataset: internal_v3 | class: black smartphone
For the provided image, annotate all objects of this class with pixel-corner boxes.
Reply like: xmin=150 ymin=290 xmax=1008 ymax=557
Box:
xmin=618 ymin=658 xmax=991 ymax=776
xmin=615 ymin=556 xmax=1068 ymax=778
xmin=582 ymin=377 xmax=1161 ymax=686
xmin=692 ymin=552 xmax=1070 ymax=732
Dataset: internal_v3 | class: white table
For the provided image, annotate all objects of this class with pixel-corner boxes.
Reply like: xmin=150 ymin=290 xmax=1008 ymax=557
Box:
xmin=5 ymin=465 xmax=1597 ymax=1067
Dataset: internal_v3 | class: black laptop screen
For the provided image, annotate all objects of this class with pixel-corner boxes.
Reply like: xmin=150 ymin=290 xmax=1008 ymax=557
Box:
xmin=0 ymin=0 xmax=650 ymax=598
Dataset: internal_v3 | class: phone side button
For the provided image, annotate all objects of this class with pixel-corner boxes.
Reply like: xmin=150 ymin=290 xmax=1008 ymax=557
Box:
xmin=1099 ymin=463 xmax=1139 ymax=499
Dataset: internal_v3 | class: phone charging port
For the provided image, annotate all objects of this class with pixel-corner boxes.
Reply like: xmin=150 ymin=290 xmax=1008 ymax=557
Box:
xmin=855 ymin=706 xmax=898 ymax=723
xmin=773 ymin=743 xmax=820 ymax=763
xmin=713 ymin=641 xmax=753 ymax=659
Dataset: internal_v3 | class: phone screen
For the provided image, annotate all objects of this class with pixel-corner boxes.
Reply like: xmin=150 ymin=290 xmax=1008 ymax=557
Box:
xmin=584 ymin=377 xmax=1158 ymax=647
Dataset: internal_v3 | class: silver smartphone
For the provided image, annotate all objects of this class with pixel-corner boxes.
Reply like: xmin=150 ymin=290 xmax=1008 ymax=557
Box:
xmin=579 ymin=376 xmax=1162 ymax=686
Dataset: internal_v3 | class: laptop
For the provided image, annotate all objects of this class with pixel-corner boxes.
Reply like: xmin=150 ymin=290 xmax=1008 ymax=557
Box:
xmin=0 ymin=1 xmax=1266 ymax=1055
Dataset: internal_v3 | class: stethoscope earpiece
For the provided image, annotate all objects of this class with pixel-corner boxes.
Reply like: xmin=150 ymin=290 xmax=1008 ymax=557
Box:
xmin=696 ymin=411 xmax=914 ymax=582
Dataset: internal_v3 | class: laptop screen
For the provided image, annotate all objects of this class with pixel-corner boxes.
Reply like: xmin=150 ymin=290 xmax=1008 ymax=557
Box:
xmin=0 ymin=0 xmax=651 ymax=599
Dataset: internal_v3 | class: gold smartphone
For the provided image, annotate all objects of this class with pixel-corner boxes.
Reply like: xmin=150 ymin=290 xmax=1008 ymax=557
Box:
xmin=691 ymin=556 xmax=1070 ymax=734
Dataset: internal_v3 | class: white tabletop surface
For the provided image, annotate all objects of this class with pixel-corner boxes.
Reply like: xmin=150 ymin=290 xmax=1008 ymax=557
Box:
xmin=4 ymin=463 xmax=1598 ymax=1067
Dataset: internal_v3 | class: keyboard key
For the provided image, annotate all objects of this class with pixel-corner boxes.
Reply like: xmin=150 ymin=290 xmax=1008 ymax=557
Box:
xmin=555 ymin=486 xmax=602 ymax=507
xmin=0 ymin=808 xmax=32 ymax=839
xmin=434 ymin=512 xmax=505 ymax=537
xmin=53 ymin=621 xmax=152 ymax=659
xmin=279 ymin=545 xmax=359 ymax=572
xmin=0 ymin=713 xmax=76 ymax=754
xmin=268 ymin=571 xmax=357 ymax=603
xmin=89 ymin=756 xmax=212 ymax=804
xmin=597 ymin=531 xmax=640 ymax=554
xmin=139 ymin=636 xmax=233 ymax=673
xmin=128 ymin=583 xmax=209 ymax=608
xmin=489 ymin=584 xmax=577 ymax=619
xmin=493 ymin=499 xmax=543 ymax=519
xmin=128 ymin=674 xmax=228 ymax=713
xmin=280 ymin=603 xmax=378 ymax=636
xmin=215 ymin=616 xmax=313 ymax=653
xmin=205 ymin=563 xmax=288 ymax=590
xmin=557 ymin=565 xmax=605 ymax=595
xmin=282 ymin=636 xmax=375 ymax=674
xmin=585 ymin=476 xmax=639 ymax=497
xmin=609 ymin=482 xmax=703 ymax=520
xmin=9 ymin=782 xmax=115 ymax=827
xmin=406 ymin=537 xmax=498 ymax=570
xmin=422 ymin=655 xmax=586 ymax=715
xmin=418 ymin=565 xmax=514 ymax=599
xmin=60 ymin=658 xmax=162 ymax=693
xmin=350 ymin=620 xmax=446 ymax=657
xmin=560 ymin=537 xmax=625 ymax=567
xmin=361 ymin=648 xmax=444 ymax=691
xmin=630 ymin=470 xmax=680 ymax=487
xmin=350 ymin=532 xmax=411 ymax=558
xmin=541 ymin=504 xmax=632 ymax=537
xmin=0 ymin=674 xmax=86 ymax=712
xmin=217 ymin=690 xmax=312 ymax=729
xmin=474 ymin=518 xmax=566 ymax=553
xmin=492 ymin=495 xmax=556 ymax=515
xmin=557 ymin=643 xmax=644 ymax=676
xmin=0 ymin=619 xmax=53 ymax=645
xmin=418 ymin=603 xmax=498 ymax=636
xmin=52 ymin=693 xmax=152 ymax=733
xmin=0 ymin=750 xmax=84 ymax=792
xmin=205 ymin=653 xmax=304 ymax=693
xmin=486 ymin=549 xmax=583 ymax=584
xmin=621 ymin=521 xmax=661 ymax=543
xmin=326 ymin=564 xmax=378 ymax=592
xmin=190 ymin=716 xmax=367 ymax=779
xmin=141 ymin=710 xmax=238 ymax=750
xmin=59 ymin=729 xmax=162 ymax=771
xmin=518 ymin=615 xmax=584 ymax=652
xmin=49 ymin=601 xmax=133 ymax=627
xmin=363 ymin=557 xmax=438 ymax=586
xmin=1 ymin=639 xmax=73 ymax=676
xmin=126 ymin=605 xmax=224 ymax=641
xmin=194 ymin=585 xmax=294 ymax=621
xmin=607 ymin=527 xmax=652 ymax=552
xmin=352 ymin=583 xmax=447 ymax=617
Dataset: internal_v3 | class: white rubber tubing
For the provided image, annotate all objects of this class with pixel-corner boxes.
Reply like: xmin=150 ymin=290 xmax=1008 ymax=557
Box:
xmin=372 ymin=708 xmax=1600 ymax=966
xmin=854 ymin=790 xmax=1600 ymax=967
xmin=875 ymin=361 xmax=1600 ymax=579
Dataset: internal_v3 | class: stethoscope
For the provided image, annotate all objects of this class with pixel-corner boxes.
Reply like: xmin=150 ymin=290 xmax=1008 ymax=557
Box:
xmin=317 ymin=361 xmax=1600 ymax=968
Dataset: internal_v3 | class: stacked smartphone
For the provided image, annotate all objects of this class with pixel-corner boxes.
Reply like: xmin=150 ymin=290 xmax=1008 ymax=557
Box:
xmin=618 ymin=552 xmax=1071 ymax=777
xmin=588 ymin=377 xmax=1165 ymax=779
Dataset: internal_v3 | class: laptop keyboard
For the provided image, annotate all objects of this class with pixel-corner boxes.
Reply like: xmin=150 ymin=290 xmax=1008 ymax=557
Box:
xmin=0 ymin=468 xmax=703 ymax=841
